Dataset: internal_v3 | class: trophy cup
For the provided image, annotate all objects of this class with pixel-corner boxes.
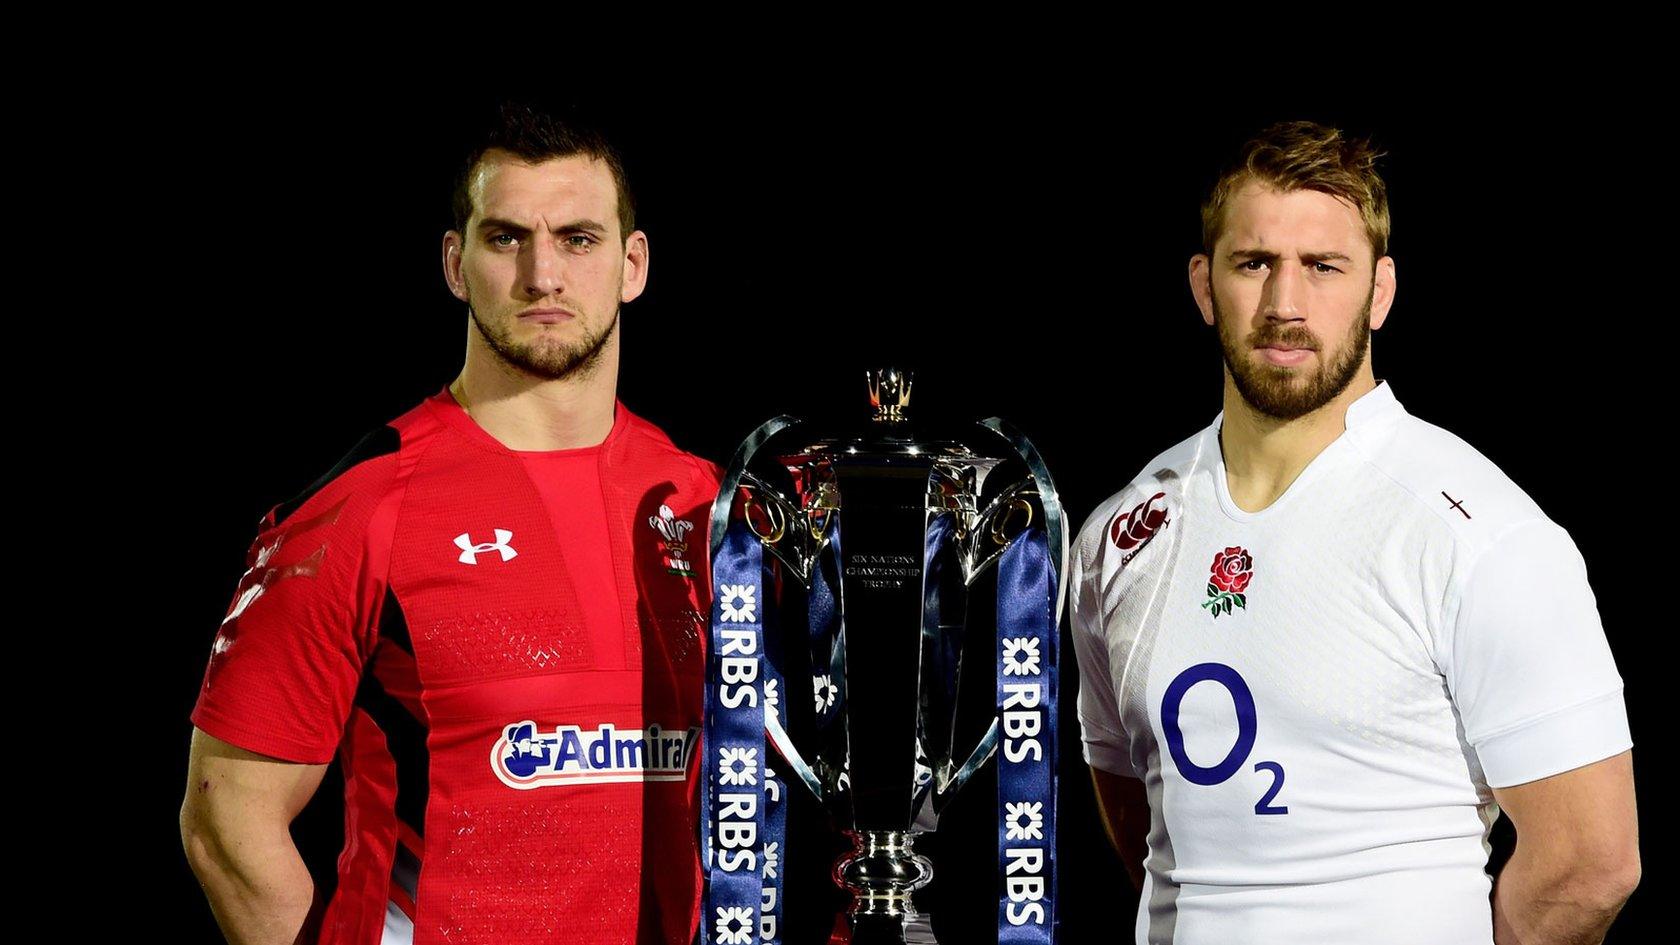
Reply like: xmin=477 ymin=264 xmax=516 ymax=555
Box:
xmin=701 ymin=369 xmax=1066 ymax=945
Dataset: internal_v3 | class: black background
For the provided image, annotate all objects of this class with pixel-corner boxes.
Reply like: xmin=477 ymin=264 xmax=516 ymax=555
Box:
xmin=136 ymin=78 xmax=1662 ymax=942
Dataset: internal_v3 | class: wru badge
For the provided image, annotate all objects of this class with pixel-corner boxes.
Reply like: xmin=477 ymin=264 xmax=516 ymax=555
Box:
xmin=703 ymin=369 xmax=1067 ymax=944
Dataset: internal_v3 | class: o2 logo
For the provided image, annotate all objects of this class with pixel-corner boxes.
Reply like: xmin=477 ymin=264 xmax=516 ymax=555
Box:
xmin=1160 ymin=662 xmax=1288 ymax=815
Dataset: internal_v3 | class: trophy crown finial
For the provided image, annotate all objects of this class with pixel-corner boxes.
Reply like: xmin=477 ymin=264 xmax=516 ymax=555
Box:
xmin=867 ymin=368 xmax=913 ymax=422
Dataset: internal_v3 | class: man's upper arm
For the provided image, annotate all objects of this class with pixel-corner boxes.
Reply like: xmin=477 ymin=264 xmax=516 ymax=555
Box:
xmin=1441 ymin=518 xmax=1631 ymax=789
xmin=1491 ymin=749 xmax=1639 ymax=878
xmin=190 ymin=455 xmax=393 ymax=765
xmin=1070 ymin=509 xmax=1133 ymax=779
xmin=184 ymin=726 xmax=331 ymax=829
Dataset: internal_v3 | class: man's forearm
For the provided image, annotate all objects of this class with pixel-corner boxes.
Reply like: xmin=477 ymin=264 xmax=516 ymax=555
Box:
xmin=182 ymin=818 xmax=318 ymax=945
xmin=1090 ymin=768 xmax=1148 ymax=890
xmin=1491 ymin=847 xmax=1638 ymax=945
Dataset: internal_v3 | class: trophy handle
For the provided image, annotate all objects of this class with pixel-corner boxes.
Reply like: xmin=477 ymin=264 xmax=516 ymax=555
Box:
xmin=937 ymin=722 xmax=998 ymax=810
xmin=708 ymin=415 xmax=799 ymax=556
xmin=960 ymin=480 xmax=1041 ymax=585
xmin=707 ymin=413 xmax=830 ymax=804
xmin=764 ymin=712 xmax=826 ymax=802
xmin=932 ymin=419 xmax=1069 ymax=811
xmin=979 ymin=416 xmax=1070 ymax=627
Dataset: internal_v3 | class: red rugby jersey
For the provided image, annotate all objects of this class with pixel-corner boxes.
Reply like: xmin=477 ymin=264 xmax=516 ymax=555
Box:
xmin=191 ymin=386 xmax=721 ymax=944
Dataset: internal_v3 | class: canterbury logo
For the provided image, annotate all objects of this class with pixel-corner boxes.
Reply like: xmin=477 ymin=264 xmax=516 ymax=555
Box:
xmin=1110 ymin=492 xmax=1170 ymax=551
xmin=455 ymin=529 xmax=518 ymax=565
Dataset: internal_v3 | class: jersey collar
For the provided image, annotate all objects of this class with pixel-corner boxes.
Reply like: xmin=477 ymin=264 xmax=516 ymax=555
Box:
xmin=1211 ymin=379 xmax=1404 ymax=433
xmin=1206 ymin=380 xmax=1405 ymax=523
xmin=1344 ymin=379 xmax=1403 ymax=429
xmin=426 ymin=385 xmax=630 ymax=457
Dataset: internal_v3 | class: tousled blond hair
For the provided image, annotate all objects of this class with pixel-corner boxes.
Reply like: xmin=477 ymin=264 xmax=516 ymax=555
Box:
xmin=1202 ymin=121 xmax=1390 ymax=260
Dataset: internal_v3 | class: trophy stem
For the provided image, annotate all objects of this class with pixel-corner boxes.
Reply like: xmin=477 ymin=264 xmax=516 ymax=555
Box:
xmin=835 ymin=830 xmax=934 ymax=944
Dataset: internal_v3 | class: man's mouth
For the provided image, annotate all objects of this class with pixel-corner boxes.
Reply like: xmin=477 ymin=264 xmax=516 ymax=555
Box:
xmin=1256 ymin=344 xmax=1314 ymax=366
xmin=519 ymin=308 xmax=576 ymax=324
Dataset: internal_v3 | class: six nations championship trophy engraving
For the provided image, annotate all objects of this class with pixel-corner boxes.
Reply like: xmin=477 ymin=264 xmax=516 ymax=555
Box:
xmin=700 ymin=369 xmax=1067 ymax=945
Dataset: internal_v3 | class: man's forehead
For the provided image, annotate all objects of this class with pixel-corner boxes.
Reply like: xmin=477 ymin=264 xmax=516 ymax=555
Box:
xmin=1220 ymin=183 xmax=1366 ymax=253
xmin=469 ymin=151 xmax=617 ymax=225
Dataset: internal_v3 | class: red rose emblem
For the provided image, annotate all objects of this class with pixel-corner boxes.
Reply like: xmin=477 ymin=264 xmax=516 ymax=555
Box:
xmin=1202 ymin=545 xmax=1254 ymax=619
xmin=1209 ymin=547 xmax=1252 ymax=593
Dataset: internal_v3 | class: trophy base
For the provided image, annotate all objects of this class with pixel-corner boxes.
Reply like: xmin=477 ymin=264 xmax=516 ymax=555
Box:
xmin=836 ymin=831 xmax=937 ymax=945
xmin=902 ymin=914 xmax=937 ymax=944
xmin=846 ymin=913 xmax=940 ymax=945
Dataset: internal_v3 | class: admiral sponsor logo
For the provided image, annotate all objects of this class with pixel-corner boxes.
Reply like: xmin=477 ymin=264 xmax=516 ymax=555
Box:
xmin=1000 ymin=632 xmax=1049 ymax=928
xmin=491 ymin=721 xmax=697 ymax=789
xmin=1109 ymin=491 xmax=1170 ymax=566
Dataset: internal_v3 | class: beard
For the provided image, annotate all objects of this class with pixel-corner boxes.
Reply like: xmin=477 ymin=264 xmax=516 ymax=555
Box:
xmin=1213 ymin=285 xmax=1372 ymax=421
xmin=466 ymin=294 xmax=619 ymax=382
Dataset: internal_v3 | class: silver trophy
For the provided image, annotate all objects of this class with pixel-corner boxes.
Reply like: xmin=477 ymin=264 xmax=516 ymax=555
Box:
xmin=709 ymin=368 xmax=1067 ymax=944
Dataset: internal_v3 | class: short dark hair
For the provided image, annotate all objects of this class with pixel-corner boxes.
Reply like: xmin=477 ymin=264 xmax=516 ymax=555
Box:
xmin=450 ymin=102 xmax=636 ymax=242
xmin=1201 ymin=120 xmax=1389 ymax=261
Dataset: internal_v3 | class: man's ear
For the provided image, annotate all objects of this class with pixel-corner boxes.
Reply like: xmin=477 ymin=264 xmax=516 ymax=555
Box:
xmin=1190 ymin=254 xmax=1215 ymax=327
xmin=620 ymin=229 xmax=650 ymax=304
xmin=1370 ymin=255 xmax=1397 ymax=331
xmin=443 ymin=230 xmax=469 ymax=302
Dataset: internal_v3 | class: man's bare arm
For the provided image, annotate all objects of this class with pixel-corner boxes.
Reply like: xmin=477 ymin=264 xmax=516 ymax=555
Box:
xmin=1491 ymin=749 xmax=1639 ymax=945
xmin=180 ymin=726 xmax=330 ymax=945
xmin=1091 ymin=766 xmax=1150 ymax=890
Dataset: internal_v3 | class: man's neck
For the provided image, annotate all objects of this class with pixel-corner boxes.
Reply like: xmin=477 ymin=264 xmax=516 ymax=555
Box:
xmin=1217 ymin=371 xmax=1376 ymax=514
xmin=450 ymin=345 xmax=620 ymax=452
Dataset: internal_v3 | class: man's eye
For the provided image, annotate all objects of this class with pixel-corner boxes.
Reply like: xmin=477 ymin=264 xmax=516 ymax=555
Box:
xmin=1240 ymin=259 xmax=1267 ymax=271
xmin=1312 ymin=262 xmax=1341 ymax=274
xmin=490 ymin=234 xmax=517 ymax=247
xmin=565 ymin=234 xmax=596 ymax=249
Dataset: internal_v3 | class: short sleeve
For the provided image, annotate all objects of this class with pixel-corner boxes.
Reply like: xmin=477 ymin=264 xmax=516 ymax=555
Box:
xmin=1070 ymin=528 xmax=1134 ymax=778
xmin=190 ymin=490 xmax=379 ymax=765
xmin=1442 ymin=518 xmax=1630 ymax=789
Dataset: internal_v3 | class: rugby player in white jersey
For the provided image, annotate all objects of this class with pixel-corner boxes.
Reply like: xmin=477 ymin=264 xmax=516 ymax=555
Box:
xmin=1069 ymin=121 xmax=1639 ymax=944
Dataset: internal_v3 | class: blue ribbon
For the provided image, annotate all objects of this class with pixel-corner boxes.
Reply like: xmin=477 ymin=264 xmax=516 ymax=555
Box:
xmin=810 ymin=522 xmax=845 ymax=731
xmin=996 ymin=526 xmax=1058 ymax=944
xmin=760 ymin=561 xmax=787 ymax=945
xmin=703 ymin=522 xmax=766 ymax=945
xmin=922 ymin=514 xmax=961 ymax=721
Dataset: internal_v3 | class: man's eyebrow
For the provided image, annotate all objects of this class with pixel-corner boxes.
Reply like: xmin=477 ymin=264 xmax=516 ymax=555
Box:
xmin=556 ymin=219 xmax=611 ymax=235
xmin=1225 ymin=248 xmax=1353 ymax=262
xmin=477 ymin=217 xmax=610 ymax=235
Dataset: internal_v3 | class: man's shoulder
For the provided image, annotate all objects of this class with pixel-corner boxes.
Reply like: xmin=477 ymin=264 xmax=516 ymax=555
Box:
xmin=261 ymin=394 xmax=440 ymax=532
xmin=1074 ymin=424 xmax=1209 ymax=564
xmin=615 ymin=403 xmax=725 ymax=489
xmin=1349 ymin=408 xmax=1553 ymax=555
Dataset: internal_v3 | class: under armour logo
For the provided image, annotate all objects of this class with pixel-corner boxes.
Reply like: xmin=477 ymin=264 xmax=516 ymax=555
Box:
xmin=455 ymin=529 xmax=518 ymax=565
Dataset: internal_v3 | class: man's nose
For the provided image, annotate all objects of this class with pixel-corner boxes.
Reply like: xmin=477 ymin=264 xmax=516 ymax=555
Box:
xmin=1263 ymin=262 xmax=1305 ymax=321
xmin=522 ymin=235 xmax=566 ymax=297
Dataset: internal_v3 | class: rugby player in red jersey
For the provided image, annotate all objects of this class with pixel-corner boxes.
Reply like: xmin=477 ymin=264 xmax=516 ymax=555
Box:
xmin=181 ymin=102 xmax=719 ymax=945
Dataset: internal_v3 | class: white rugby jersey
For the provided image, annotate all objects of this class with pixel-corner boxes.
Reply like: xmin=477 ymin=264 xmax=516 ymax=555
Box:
xmin=1070 ymin=380 xmax=1630 ymax=945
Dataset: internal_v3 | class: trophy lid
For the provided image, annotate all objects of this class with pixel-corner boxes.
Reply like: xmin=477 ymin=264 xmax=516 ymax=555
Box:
xmin=868 ymin=367 xmax=912 ymax=424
